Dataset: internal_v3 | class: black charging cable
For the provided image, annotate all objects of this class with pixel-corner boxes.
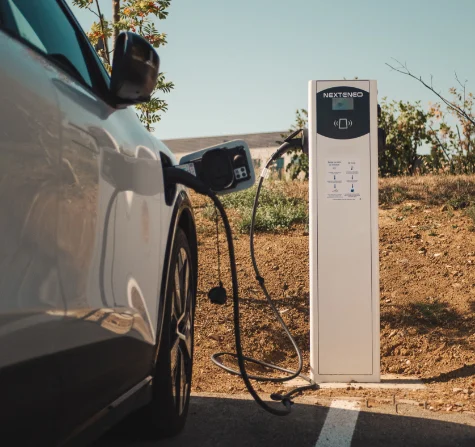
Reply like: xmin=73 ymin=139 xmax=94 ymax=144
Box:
xmin=210 ymin=130 xmax=317 ymax=413
xmin=165 ymin=129 xmax=318 ymax=416
xmin=164 ymin=167 xmax=293 ymax=415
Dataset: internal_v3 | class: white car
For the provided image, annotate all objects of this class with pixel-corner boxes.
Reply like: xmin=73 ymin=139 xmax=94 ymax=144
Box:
xmin=0 ymin=0 xmax=202 ymax=444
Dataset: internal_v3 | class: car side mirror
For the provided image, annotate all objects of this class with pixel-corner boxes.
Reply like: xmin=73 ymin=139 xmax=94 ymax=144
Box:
xmin=177 ymin=140 xmax=255 ymax=195
xmin=110 ymin=32 xmax=159 ymax=106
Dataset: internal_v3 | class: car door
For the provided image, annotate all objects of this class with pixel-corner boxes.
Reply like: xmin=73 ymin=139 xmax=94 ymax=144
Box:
xmin=0 ymin=0 xmax=166 ymax=437
xmin=0 ymin=3 xmax=64 ymax=444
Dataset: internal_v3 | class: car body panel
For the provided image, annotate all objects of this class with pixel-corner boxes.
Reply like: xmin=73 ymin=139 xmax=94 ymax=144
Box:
xmin=0 ymin=30 xmax=63 ymax=444
xmin=0 ymin=0 xmax=198 ymax=443
xmin=53 ymin=69 xmax=164 ymax=433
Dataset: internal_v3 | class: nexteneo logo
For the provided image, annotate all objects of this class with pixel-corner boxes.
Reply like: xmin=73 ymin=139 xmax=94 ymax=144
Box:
xmin=323 ymin=92 xmax=364 ymax=98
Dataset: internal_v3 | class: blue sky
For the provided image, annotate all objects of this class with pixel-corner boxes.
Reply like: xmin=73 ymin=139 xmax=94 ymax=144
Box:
xmin=69 ymin=0 xmax=475 ymax=140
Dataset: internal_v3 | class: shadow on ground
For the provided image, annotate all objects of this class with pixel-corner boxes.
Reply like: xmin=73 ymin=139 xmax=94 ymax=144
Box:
xmin=96 ymin=395 xmax=475 ymax=447
xmin=381 ymin=300 xmax=473 ymax=337
xmin=426 ymin=364 xmax=475 ymax=383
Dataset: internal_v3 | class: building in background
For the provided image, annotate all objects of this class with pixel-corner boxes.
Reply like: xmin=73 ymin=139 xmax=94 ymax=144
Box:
xmin=162 ymin=131 xmax=295 ymax=179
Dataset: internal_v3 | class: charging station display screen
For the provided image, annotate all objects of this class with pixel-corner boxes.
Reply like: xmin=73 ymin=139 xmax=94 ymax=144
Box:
xmin=317 ymin=86 xmax=370 ymax=139
xmin=332 ymin=97 xmax=354 ymax=111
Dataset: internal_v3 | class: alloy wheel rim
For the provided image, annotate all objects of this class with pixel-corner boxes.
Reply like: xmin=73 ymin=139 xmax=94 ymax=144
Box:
xmin=170 ymin=247 xmax=193 ymax=416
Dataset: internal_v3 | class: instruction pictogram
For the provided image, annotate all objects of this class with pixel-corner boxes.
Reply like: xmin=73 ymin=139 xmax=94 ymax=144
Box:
xmin=326 ymin=159 xmax=361 ymax=201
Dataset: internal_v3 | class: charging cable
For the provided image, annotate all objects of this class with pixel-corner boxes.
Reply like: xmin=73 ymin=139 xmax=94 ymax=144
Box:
xmin=165 ymin=129 xmax=317 ymax=416
xmin=209 ymin=129 xmax=317 ymax=414
xmin=165 ymin=167 xmax=289 ymax=415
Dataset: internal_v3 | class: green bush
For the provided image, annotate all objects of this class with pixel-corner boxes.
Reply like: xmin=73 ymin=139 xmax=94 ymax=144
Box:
xmin=204 ymin=183 xmax=308 ymax=233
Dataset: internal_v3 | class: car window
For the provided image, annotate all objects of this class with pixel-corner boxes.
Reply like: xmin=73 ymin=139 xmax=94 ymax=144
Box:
xmin=2 ymin=0 xmax=93 ymax=88
xmin=7 ymin=1 xmax=47 ymax=53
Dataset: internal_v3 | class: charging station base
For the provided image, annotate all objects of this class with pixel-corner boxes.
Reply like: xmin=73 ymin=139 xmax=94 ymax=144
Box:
xmin=285 ymin=375 xmax=425 ymax=391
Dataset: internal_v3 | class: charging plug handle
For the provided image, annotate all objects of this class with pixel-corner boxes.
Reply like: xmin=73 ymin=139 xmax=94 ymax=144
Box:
xmin=163 ymin=166 xmax=211 ymax=195
xmin=284 ymin=128 xmax=308 ymax=154
xmin=270 ymin=129 xmax=308 ymax=162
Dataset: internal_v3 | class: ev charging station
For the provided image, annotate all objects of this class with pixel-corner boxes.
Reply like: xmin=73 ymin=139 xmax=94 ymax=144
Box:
xmin=309 ymin=80 xmax=380 ymax=383
xmin=165 ymin=79 xmax=382 ymax=415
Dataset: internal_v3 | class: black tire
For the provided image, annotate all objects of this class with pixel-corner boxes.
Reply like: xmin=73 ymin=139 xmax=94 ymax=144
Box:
xmin=116 ymin=227 xmax=195 ymax=440
xmin=152 ymin=227 xmax=195 ymax=437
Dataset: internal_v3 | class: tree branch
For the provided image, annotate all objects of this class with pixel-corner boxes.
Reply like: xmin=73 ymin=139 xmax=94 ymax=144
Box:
xmin=386 ymin=59 xmax=475 ymax=127
xmin=94 ymin=0 xmax=110 ymax=64
xmin=85 ymin=5 xmax=100 ymax=18
xmin=455 ymin=72 xmax=467 ymax=116
xmin=112 ymin=0 xmax=120 ymax=50
xmin=456 ymin=124 xmax=463 ymax=154
xmin=428 ymin=125 xmax=451 ymax=162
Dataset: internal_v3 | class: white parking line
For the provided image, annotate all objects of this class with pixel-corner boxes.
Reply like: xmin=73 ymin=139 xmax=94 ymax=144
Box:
xmin=315 ymin=400 xmax=360 ymax=447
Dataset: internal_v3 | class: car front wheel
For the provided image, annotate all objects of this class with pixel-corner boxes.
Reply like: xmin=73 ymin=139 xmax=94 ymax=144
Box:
xmin=153 ymin=227 xmax=195 ymax=436
xmin=119 ymin=227 xmax=195 ymax=440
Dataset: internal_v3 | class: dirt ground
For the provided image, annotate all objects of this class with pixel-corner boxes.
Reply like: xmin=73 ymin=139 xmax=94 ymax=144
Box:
xmin=189 ymin=176 xmax=475 ymax=413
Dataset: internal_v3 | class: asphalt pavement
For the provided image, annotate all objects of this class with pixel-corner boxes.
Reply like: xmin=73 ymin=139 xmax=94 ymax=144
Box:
xmin=96 ymin=393 xmax=475 ymax=447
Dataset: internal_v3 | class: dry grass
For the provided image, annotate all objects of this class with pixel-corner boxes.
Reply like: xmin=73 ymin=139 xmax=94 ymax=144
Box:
xmin=379 ymin=175 xmax=475 ymax=209
xmin=192 ymin=175 xmax=475 ymax=212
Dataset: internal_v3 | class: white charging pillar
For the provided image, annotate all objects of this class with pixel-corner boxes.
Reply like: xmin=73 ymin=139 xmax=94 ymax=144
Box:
xmin=309 ymin=80 xmax=379 ymax=383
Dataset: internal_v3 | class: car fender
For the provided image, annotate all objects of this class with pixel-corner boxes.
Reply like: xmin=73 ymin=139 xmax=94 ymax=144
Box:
xmin=153 ymin=189 xmax=197 ymax=363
